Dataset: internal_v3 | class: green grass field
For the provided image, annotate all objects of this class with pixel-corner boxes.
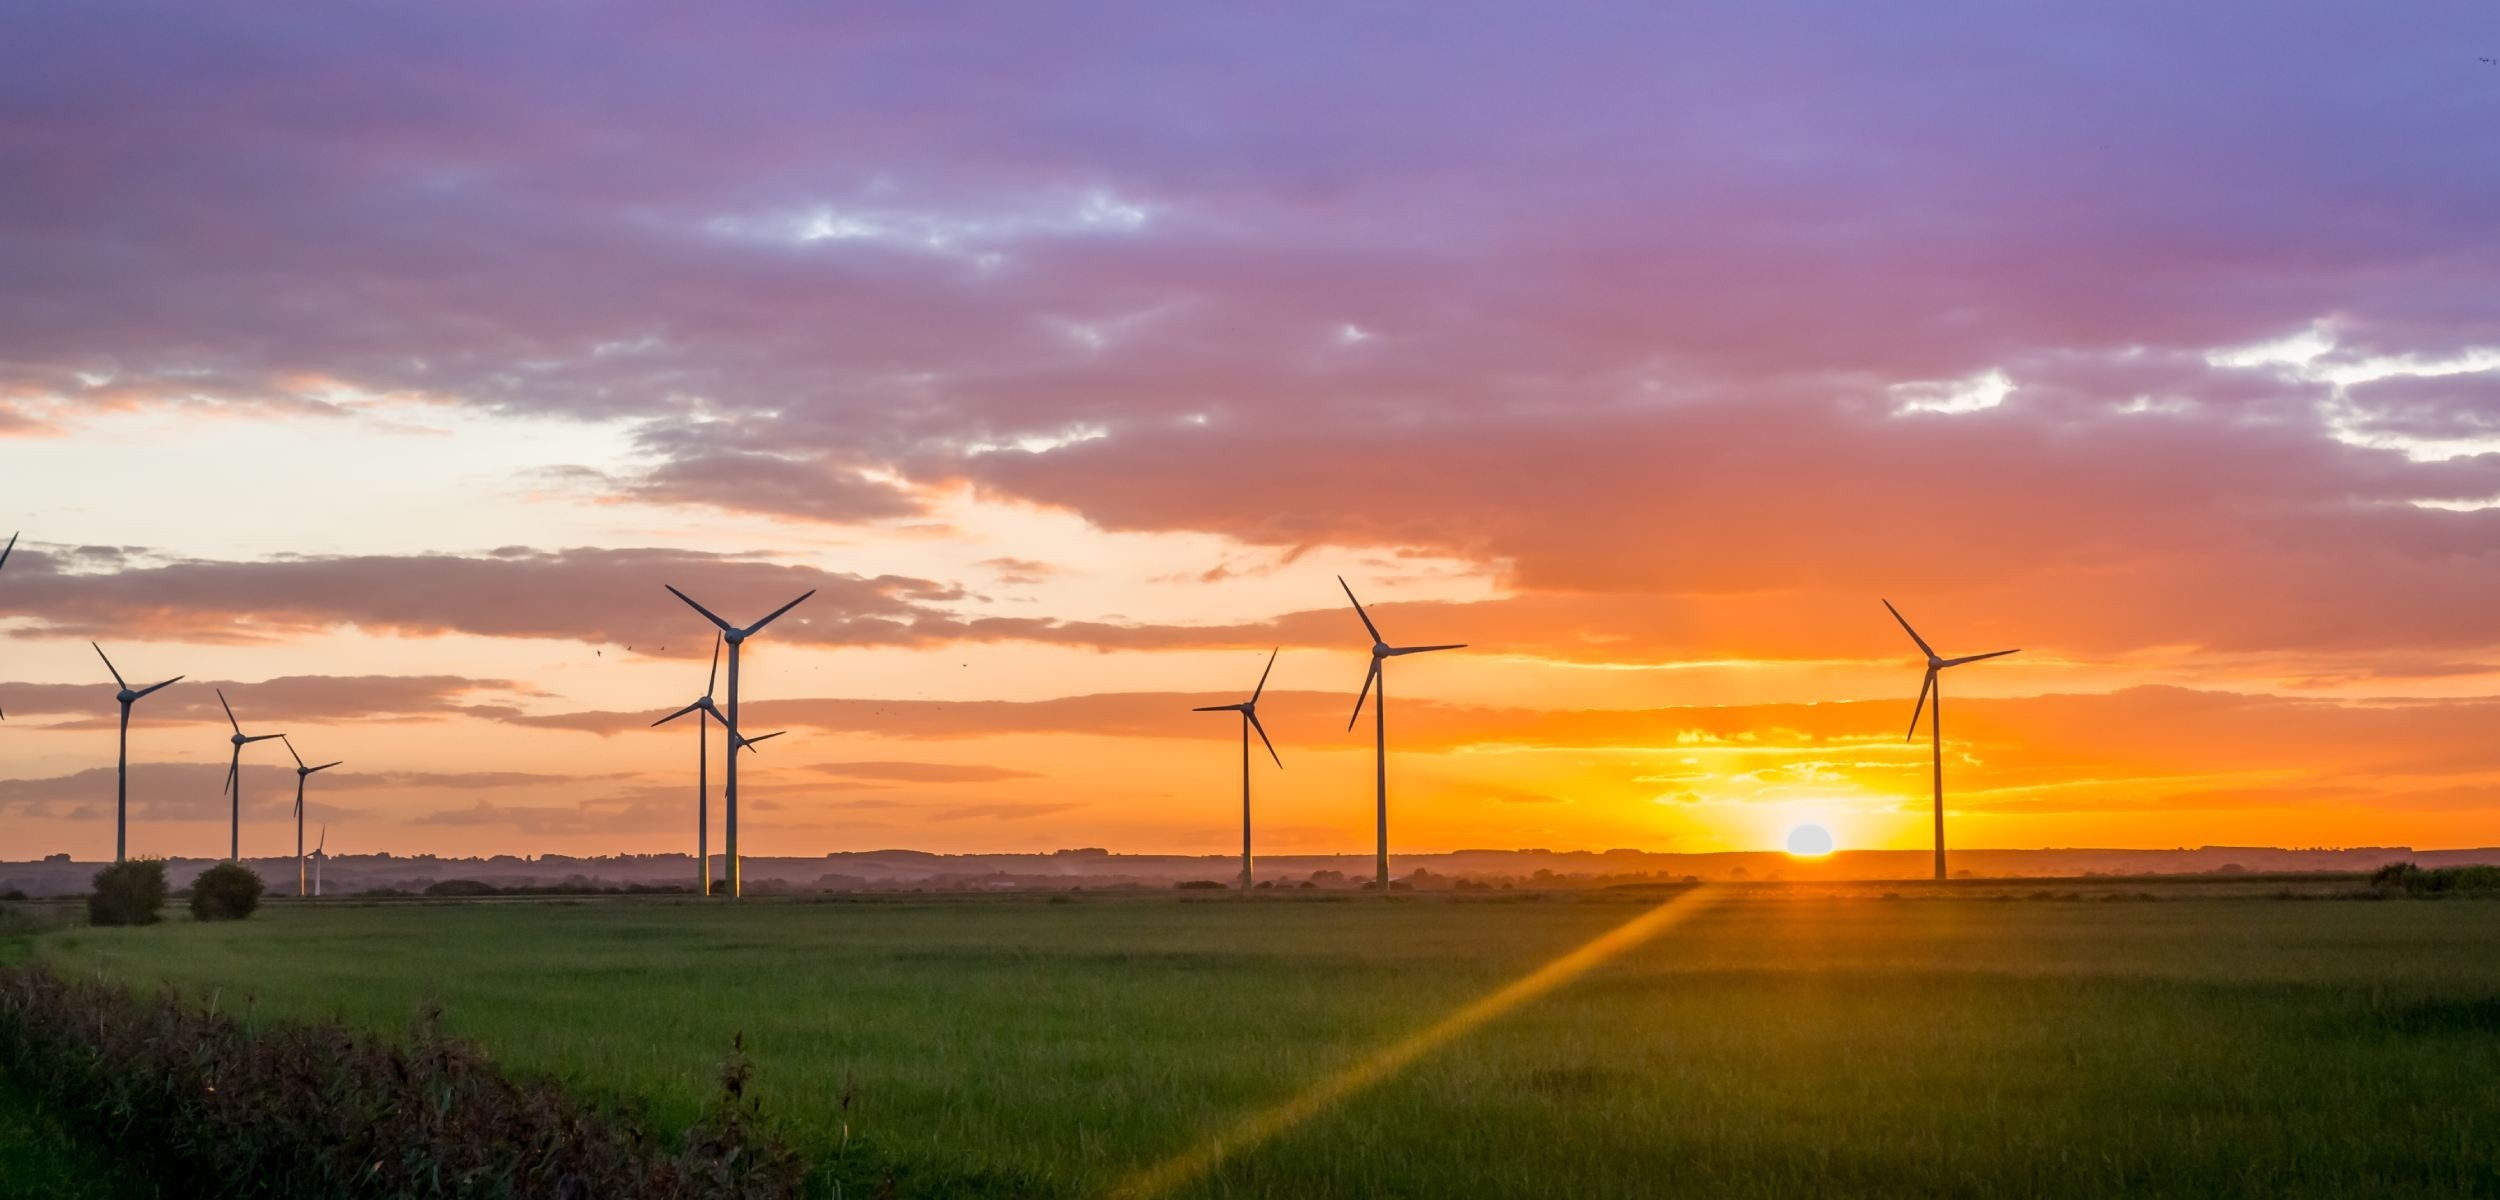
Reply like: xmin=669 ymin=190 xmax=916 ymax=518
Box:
xmin=24 ymin=888 xmax=2500 ymax=1198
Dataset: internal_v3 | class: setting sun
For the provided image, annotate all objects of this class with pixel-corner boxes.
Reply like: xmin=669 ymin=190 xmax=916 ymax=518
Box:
xmin=1785 ymin=824 xmax=1836 ymax=858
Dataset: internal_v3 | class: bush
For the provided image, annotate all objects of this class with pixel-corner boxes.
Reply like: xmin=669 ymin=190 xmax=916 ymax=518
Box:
xmin=2371 ymin=862 xmax=2500 ymax=896
xmin=422 ymin=878 xmax=499 ymax=897
xmin=189 ymin=863 xmax=264 ymax=922
xmin=87 ymin=860 xmax=167 ymax=927
xmin=0 ymin=964 xmax=805 ymax=1198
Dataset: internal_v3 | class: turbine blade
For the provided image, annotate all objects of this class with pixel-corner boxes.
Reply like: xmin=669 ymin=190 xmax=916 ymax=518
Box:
xmin=1882 ymin=599 xmax=1938 ymax=660
xmin=217 ymin=689 xmax=242 ymax=735
xmin=740 ymin=585 xmax=820 ymax=632
xmin=1192 ymin=704 xmax=1243 ymax=713
xmin=93 ymin=643 xmax=126 ymax=689
xmin=1347 ymin=659 xmax=1379 ymax=731
xmin=1247 ymin=709 xmax=1281 ymax=768
xmin=739 ymin=731 xmax=785 ymax=752
xmin=316 ymin=825 xmax=325 ymax=853
xmin=0 ymin=531 xmax=14 ymax=570
xmin=664 ymin=585 xmax=737 ymax=633
xmin=223 ymin=754 xmax=237 ymax=797
xmin=1390 ymin=643 xmax=1466 ymax=655
xmin=1251 ymin=647 xmax=1278 ymax=704
xmin=1906 ymin=669 xmax=1935 ymax=742
xmin=313 ymin=761 xmax=342 ymax=773
xmin=651 ymin=700 xmax=705 ymax=727
xmin=1941 ymin=648 xmax=2021 ymax=668
xmin=1338 ymin=576 xmax=1383 ymax=643
xmin=135 ymin=676 xmax=183 ymax=699
xmin=244 ymin=733 xmax=285 ymax=743
xmin=746 ymin=589 xmax=817 ymax=634
xmin=705 ymin=633 xmax=722 ymax=698
xmin=281 ymin=734 xmax=307 ymax=770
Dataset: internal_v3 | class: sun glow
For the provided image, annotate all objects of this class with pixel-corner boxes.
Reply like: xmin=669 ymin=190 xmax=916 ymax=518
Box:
xmin=1785 ymin=823 xmax=1835 ymax=857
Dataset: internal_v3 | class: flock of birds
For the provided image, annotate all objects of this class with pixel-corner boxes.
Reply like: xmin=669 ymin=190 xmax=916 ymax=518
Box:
xmin=3 ymin=529 xmax=2015 ymax=899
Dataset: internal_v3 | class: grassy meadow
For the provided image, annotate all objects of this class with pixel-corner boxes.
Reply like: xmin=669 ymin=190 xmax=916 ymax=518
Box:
xmin=22 ymin=886 xmax=2500 ymax=1198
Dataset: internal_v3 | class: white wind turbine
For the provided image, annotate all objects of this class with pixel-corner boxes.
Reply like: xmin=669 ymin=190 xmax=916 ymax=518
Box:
xmin=94 ymin=643 xmax=182 ymax=862
xmin=1340 ymin=577 xmax=1464 ymax=891
xmin=281 ymin=736 xmax=342 ymax=898
xmin=1193 ymin=649 xmax=1282 ymax=892
xmin=1 ymin=532 xmax=14 ymax=721
xmin=311 ymin=825 xmax=329 ymax=897
xmin=216 ymin=689 xmax=284 ymax=863
xmin=650 ymin=635 xmax=729 ymax=895
xmin=1885 ymin=599 xmax=2018 ymax=882
xmin=664 ymin=585 xmax=814 ymax=898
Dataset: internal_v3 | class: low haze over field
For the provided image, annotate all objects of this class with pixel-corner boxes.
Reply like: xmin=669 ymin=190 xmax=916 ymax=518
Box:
xmin=6 ymin=3 xmax=2500 ymax=860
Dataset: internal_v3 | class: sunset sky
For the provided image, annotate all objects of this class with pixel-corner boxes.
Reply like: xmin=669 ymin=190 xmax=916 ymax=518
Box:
xmin=6 ymin=3 xmax=2500 ymax=862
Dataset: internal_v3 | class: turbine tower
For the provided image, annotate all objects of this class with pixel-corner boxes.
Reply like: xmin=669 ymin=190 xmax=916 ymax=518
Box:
xmin=281 ymin=736 xmax=342 ymax=898
xmin=1193 ymin=648 xmax=1281 ymax=892
xmin=1340 ymin=578 xmax=1464 ymax=892
xmin=94 ymin=643 xmax=181 ymax=862
xmin=1885 ymin=599 xmax=2018 ymax=882
xmin=664 ymin=585 xmax=814 ymax=898
xmin=650 ymin=635 xmax=727 ymax=895
xmin=216 ymin=689 xmax=285 ymax=863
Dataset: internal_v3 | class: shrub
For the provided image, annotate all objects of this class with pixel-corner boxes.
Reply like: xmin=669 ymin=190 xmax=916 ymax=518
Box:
xmin=86 ymin=859 xmax=167 ymax=927
xmin=2371 ymin=863 xmax=2500 ymax=896
xmin=0 ymin=963 xmax=806 ymax=1198
xmin=189 ymin=863 xmax=264 ymax=922
xmin=422 ymin=878 xmax=499 ymax=897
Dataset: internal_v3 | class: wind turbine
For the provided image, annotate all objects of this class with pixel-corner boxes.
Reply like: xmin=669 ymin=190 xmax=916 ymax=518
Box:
xmin=650 ymin=634 xmax=727 ymax=895
xmin=1 ymin=532 xmax=14 ymax=721
xmin=94 ymin=643 xmax=181 ymax=862
xmin=216 ymin=689 xmax=284 ymax=863
xmin=1340 ymin=578 xmax=1464 ymax=892
xmin=281 ymin=736 xmax=342 ymax=898
xmin=664 ymin=585 xmax=814 ymax=898
xmin=1193 ymin=648 xmax=1281 ymax=892
xmin=1885 ymin=600 xmax=2018 ymax=882
xmin=311 ymin=825 xmax=328 ymax=897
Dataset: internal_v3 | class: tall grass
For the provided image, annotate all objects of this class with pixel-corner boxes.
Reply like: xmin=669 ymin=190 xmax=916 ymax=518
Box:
xmin=0 ymin=963 xmax=806 ymax=1198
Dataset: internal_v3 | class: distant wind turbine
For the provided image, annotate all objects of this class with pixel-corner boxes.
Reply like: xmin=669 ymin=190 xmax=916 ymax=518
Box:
xmin=0 ymin=532 xmax=14 ymax=721
xmin=311 ymin=825 xmax=328 ymax=897
xmin=281 ymin=736 xmax=341 ymax=898
xmin=650 ymin=634 xmax=728 ymax=895
xmin=94 ymin=643 xmax=181 ymax=863
xmin=664 ymin=584 xmax=815 ymax=898
xmin=216 ymin=689 xmax=285 ymax=863
xmin=1885 ymin=600 xmax=2018 ymax=882
xmin=1194 ymin=648 xmax=1282 ymax=892
xmin=1341 ymin=578 xmax=1464 ymax=891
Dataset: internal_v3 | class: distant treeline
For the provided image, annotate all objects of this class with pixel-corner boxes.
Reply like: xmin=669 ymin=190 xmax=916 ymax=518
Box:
xmin=375 ymin=880 xmax=698 ymax=898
